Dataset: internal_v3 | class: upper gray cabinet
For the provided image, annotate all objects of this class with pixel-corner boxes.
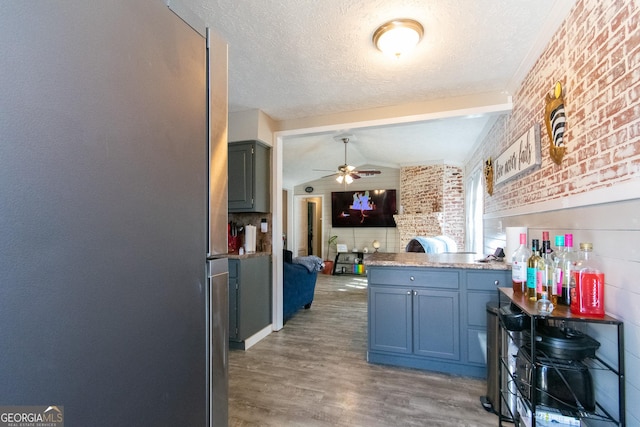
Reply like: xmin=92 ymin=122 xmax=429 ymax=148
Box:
xmin=228 ymin=140 xmax=270 ymax=213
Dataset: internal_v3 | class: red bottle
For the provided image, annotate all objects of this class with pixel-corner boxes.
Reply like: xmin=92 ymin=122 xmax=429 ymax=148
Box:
xmin=570 ymin=243 xmax=605 ymax=317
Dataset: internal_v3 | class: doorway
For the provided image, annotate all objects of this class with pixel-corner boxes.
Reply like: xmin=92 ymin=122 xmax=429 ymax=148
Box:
xmin=293 ymin=195 xmax=323 ymax=258
xmin=307 ymin=201 xmax=317 ymax=255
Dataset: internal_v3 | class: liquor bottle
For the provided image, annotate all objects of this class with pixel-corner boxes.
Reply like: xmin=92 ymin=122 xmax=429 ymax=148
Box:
xmin=526 ymin=239 xmax=541 ymax=301
xmin=542 ymin=231 xmax=554 ymax=256
xmin=551 ymin=235 xmax=565 ymax=304
xmin=560 ymin=234 xmax=576 ymax=305
xmin=537 ymin=240 xmax=553 ymax=301
xmin=511 ymin=233 xmax=530 ymax=293
xmin=571 ymin=243 xmax=605 ymax=317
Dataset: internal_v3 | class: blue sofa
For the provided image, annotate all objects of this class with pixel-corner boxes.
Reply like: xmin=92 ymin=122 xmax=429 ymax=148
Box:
xmin=283 ymin=250 xmax=320 ymax=321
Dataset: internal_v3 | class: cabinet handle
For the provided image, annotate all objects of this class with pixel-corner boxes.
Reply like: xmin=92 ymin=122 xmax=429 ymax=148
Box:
xmin=413 ymin=290 xmax=418 ymax=296
xmin=495 ymin=280 xmax=499 ymax=286
xmin=407 ymin=291 xmax=412 ymax=295
xmin=410 ymin=276 xmax=415 ymax=281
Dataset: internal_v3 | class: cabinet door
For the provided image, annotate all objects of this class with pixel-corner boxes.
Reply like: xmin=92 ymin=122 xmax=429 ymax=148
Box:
xmin=368 ymin=286 xmax=412 ymax=354
xmin=237 ymin=256 xmax=271 ymax=340
xmin=413 ymin=289 xmax=460 ymax=360
xmin=466 ymin=291 xmax=495 ymax=365
xmin=228 ymin=143 xmax=253 ymax=211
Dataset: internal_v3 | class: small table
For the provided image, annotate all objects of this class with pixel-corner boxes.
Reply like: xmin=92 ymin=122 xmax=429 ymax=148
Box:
xmin=332 ymin=252 xmax=366 ymax=275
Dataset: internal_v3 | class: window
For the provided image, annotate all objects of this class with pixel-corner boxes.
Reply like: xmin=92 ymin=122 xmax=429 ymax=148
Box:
xmin=465 ymin=166 xmax=483 ymax=253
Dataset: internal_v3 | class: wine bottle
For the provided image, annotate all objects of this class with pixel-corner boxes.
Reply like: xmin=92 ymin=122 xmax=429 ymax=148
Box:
xmin=526 ymin=239 xmax=541 ymax=301
xmin=542 ymin=231 xmax=554 ymax=256
xmin=551 ymin=235 xmax=565 ymax=305
xmin=511 ymin=233 xmax=530 ymax=293
xmin=537 ymin=240 xmax=552 ymax=301
xmin=560 ymin=234 xmax=576 ymax=305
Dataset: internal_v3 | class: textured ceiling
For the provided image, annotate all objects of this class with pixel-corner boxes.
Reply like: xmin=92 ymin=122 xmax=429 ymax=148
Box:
xmin=187 ymin=0 xmax=575 ymax=187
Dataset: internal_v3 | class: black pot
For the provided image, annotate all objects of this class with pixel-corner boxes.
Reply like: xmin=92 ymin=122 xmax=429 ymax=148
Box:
xmin=516 ymin=346 xmax=595 ymax=414
xmin=499 ymin=302 xmax=530 ymax=331
xmin=528 ymin=325 xmax=600 ymax=360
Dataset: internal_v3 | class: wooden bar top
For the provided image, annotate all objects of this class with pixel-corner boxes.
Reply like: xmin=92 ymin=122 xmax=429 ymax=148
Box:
xmin=499 ymin=287 xmax=621 ymax=324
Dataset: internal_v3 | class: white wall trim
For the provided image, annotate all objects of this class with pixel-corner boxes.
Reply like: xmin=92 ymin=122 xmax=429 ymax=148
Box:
xmin=272 ymin=135 xmax=284 ymax=331
xmin=165 ymin=0 xmax=206 ymax=37
xmin=484 ymin=178 xmax=640 ymax=219
xmin=276 ymin=93 xmax=513 ymax=136
xmin=242 ymin=325 xmax=272 ymax=350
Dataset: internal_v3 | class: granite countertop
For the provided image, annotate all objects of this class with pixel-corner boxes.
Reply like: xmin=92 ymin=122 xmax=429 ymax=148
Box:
xmin=363 ymin=252 xmax=511 ymax=270
xmin=227 ymin=251 xmax=271 ymax=260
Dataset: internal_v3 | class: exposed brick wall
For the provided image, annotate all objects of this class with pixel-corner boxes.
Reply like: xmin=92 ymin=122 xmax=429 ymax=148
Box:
xmin=468 ymin=0 xmax=640 ymax=213
xmin=442 ymin=165 xmax=465 ymax=247
xmin=398 ymin=165 xmax=464 ymax=249
xmin=394 ymin=213 xmax=444 ymax=248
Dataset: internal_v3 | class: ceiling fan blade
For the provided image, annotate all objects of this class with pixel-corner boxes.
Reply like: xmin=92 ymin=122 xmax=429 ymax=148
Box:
xmin=352 ymin=169 xmax=381 ymax=176
xmin=320 ymin=172 xmax=338 ymax=178
xmin=326 ymin=137 xmax=383 ymax=184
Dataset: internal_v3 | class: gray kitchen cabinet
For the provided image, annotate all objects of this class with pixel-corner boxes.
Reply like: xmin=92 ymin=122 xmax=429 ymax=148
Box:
xmin=369 ymin=286 xmax=412 ymax=354
xmin=367 ymin=266 xmax=509 ymax=378
xmin=228 ymin=255 xmax=271 ymax=349
xmin=369 ymin=286 xmax=459 ymax=360
xmin=413 ymin=289 xmax=460 ymax=359
xmin=228 ymin=140 xmax=270 ymax=213
xmin=465 ymin=270 xmax=509 ymax=365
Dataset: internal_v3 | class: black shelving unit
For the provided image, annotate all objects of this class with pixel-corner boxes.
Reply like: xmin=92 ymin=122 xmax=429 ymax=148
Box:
xmin=497 ymin=288 xmax=625 ymax=427
xmin=332 ymin=252 xmax=366 ymax=275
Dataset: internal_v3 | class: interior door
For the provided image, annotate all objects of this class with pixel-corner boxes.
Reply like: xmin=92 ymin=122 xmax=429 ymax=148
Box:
xmin=307 ymin=201 xmax=316 ymax=255
xmin=296 ymin=197 xmax=308 ymax=256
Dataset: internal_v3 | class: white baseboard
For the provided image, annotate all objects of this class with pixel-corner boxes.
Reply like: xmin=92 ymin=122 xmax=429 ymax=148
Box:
xmin=242 ymin=325 xmax=272 ymax=350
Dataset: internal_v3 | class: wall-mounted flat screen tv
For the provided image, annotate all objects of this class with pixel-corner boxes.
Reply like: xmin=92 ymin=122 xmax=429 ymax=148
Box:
xmin=331 ymin=189 xmax=397 ymax=227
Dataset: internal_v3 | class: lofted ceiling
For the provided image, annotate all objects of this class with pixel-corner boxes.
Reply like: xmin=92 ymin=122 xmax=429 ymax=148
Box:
xmin=187 ymin=0 xmax=575 ymax=187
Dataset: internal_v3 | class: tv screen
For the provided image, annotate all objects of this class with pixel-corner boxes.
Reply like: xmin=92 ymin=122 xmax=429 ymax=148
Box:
xmin=331 ymin=189 xmax=397 ymax=227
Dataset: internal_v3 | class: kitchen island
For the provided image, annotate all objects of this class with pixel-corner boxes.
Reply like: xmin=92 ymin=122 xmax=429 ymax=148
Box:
xmin=364 ymin=252 xmax=510 ymax=378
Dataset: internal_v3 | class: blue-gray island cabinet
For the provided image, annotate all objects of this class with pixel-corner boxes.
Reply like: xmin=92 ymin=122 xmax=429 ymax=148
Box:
xmin=364 ymin=252 xmax=511 ymax=378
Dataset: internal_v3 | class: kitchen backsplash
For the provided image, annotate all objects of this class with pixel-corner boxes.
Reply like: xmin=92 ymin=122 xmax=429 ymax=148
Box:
xmin=228 ymin=212 xmax=272 ymax=253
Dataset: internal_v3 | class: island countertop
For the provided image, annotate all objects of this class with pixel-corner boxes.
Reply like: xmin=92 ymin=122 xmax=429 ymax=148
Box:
xmin=363 ymin=251 xmax=510 ymax=270
xmin=226 ymin=251 xmax=271 ymax=260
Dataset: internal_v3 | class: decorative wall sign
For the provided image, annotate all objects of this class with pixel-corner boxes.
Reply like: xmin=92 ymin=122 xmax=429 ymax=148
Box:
xmin=545 ymin=81 xmax=567 ymax=165
xmin=484 ymin=158 xmax=494 ymax=196
xmin=494 ymin=123 xmax=541 ymax=186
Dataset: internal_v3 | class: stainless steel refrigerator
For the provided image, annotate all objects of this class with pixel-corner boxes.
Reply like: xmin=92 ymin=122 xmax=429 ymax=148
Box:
xmin=207 ymin=27 xmax=230 ymax=427
xmin=0 ymin=2 xmax=228 ymax=426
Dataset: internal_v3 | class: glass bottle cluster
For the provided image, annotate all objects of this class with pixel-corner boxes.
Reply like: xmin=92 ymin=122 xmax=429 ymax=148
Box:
xmin=510 ymin=232 xmax=605 ymax=317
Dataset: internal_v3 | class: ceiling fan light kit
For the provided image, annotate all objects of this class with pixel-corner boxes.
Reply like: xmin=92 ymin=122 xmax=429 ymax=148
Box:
xmin=373 ymin=18 xmax=424 ymax=58
xmin=336 ymin=174 xmax=353 ymax=184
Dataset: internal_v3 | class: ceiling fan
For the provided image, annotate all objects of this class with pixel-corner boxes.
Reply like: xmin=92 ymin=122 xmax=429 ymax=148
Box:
xmin=320 ymin=137 xmax=381 ymax=184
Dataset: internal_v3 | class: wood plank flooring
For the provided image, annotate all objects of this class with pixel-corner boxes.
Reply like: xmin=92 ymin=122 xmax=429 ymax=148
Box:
xmin=229 ymin=273 xmax=498 ymax=427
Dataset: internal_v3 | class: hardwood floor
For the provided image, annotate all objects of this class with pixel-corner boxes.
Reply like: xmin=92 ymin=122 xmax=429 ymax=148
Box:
xmin=229 ymin=273 xmax=498 ymax=427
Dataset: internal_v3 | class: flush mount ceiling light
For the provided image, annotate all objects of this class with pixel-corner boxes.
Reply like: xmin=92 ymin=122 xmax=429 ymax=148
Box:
xmin=373 ymin=18 xmax=424 ymax=58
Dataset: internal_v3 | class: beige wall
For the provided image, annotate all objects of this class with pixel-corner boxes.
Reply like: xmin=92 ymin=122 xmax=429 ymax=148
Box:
xmin=228 ymin=109 xmax=276 ymax=145
xmin=466 ymin=1 xmax=640 ymax=423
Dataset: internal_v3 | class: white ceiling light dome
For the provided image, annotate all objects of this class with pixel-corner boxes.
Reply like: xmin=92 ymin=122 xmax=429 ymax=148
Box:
xmin=373 ymin=19 xmax=424 ymax=58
